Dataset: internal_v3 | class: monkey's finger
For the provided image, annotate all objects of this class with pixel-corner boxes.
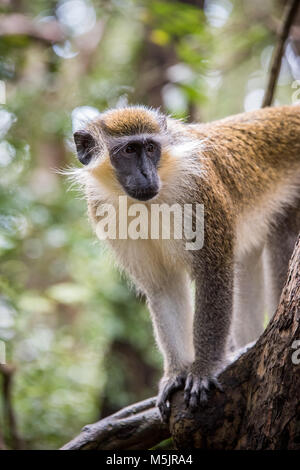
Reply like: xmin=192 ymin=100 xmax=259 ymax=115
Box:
xmin=161 ymin=378 xmax=183 ymax=403
xmin=184 ymin=374 xmax=193 ymax=406
xmin=210 ymin=377 xmax=223 ymax=392
xmin=158 ymin=406 xmax=169 ymax=423
xmin=198 ymin=378 xmax=209 ymax=403
xmin=190 ymin=377 xmax=208 ymax=411
xmin=157 ymin=401 xmax=171 ymax=423
xmin=189 ymin=378 xmax=203 ymax=411
xmin=200 ymin=377 xmax=209 ymax=391
xmin=172 ymin=374 xmax=186 ymax=394
xmin=185 ymin=376 xmax=211 ymax=410
xmin=157 ymin=375 xmax=186 ymax=422
xmin=185 ymin=375 xmax=200 ymax=410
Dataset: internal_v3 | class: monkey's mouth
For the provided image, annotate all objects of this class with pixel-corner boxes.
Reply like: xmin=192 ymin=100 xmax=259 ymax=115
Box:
xmin=126 ymin=188 xmax=159 ymax=201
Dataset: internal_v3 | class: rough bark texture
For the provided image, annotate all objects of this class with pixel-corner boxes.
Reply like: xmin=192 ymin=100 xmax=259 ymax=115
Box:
xmin=61 ymin=397 xmax=169 ymax=450
xmin=62 ymin=236 xmax=300 ymax=450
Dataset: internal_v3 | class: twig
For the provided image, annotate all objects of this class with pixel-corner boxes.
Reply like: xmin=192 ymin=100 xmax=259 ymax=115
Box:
xmin=262 ymin=0 xmax=300 ymax=107
xmin=0 ymin=426 xmax=6 ymax=450
xmin=0 ymin=364 xmax=23 ymax=450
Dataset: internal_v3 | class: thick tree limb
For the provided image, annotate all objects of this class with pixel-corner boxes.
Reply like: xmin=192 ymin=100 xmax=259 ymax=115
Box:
xmin=262 ymin=0 xmax=299 ymax=107
xmin=61 ymin=397 xmax=169 ymax=450
xmin=62 ymin=235 xmax=300 ymax=450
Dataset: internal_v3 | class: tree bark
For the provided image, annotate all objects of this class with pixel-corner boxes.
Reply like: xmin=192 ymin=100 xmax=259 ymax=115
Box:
xmin=61 ymin=397 xmax=169 ymax=450
xmin=62 ymin=235 xmax=300 ymax=450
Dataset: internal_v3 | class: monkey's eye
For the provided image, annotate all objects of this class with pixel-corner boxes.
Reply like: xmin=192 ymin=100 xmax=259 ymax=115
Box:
xmin=125 ymin=144 xmax=136 ymax=154
xmin=146 ymin=143 xmax=155 ymax=153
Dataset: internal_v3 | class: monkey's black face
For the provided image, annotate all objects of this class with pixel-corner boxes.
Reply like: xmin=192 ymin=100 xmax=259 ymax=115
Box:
xmin=73 ymin=130 xmax=161 ymax=202
xmin=109 ymin=138 xmax=161 ymax=201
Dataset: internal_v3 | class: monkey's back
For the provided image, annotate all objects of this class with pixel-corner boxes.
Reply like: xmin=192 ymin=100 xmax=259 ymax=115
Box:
xmin=186 ymin=106 xmax=300 ymax=210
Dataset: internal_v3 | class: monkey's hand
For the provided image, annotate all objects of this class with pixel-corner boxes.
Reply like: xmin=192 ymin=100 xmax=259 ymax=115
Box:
xmin=157 ymin=372 xmax=187 ymax=423
xmin=184 ymin=362 xmax=223 ymax=412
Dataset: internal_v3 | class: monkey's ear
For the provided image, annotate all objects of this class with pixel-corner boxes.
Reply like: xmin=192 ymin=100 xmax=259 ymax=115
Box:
xmin=73 ymin=130 xmax=97 ymax=165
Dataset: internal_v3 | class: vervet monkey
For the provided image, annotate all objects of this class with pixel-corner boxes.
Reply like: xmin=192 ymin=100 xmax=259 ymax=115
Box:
xmin=72 ymin=105 xmax=300 ymax=421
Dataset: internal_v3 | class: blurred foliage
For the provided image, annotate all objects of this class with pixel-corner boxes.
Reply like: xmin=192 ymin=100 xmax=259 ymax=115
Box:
xmin=0 ymin=0 xmax=297 ymax=449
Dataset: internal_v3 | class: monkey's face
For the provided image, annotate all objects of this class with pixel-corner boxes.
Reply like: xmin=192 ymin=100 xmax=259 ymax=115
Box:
xmin=108 ymin=137 xmax=161 ymax=201
xmin=73 ymin=107 xmax=167 ymax=201
xmin=73 ymin=130 xmax=161 ymax=201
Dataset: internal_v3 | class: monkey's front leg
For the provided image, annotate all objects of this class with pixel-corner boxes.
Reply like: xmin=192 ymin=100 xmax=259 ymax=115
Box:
xmin=184 ymin=260 xmax=234 ymax=410
xmin=146 ymin=271 xmax=194 ymax=422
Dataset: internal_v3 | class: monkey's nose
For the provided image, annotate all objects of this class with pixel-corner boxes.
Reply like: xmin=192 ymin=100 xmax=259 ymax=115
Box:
xmin=138 ymin=168 xmax=151 ymax=184
xmin=140 ymin=169 xmax=148 ymax=179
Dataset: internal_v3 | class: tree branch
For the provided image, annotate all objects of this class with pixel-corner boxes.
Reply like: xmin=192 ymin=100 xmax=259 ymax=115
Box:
xmin=0 ymin=426 xmax=6 ymax=450
xmin=262 ymin=0 xmax=299 ymax=107
xmin=60 ymin=343 xmax=254 ymax=450
xmin=61 ymin=397 xmax=169 ymax=450
xmin=0 ymin=364 xmax=23 ymax=450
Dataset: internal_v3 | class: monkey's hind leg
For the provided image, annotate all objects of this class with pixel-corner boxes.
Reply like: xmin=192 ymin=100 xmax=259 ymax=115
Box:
xmin=264 ymin=200 xmax=300 ymax=319
xmin=146 ymin=270 xmax=194 ymax=422
xmin=232 ymin=246 xmax=266 ymax=349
